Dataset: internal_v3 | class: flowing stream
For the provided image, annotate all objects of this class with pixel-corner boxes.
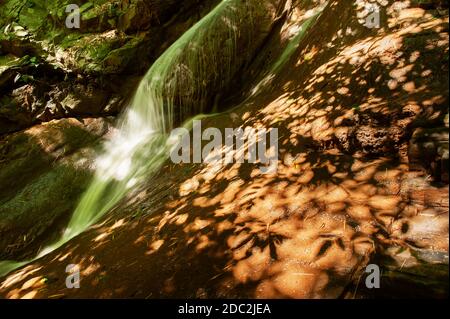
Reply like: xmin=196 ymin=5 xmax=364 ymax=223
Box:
xmin=0 ymin=0 xmax=327 ymax=278
xmin=0 ymin=0 xmax=269 ymax=277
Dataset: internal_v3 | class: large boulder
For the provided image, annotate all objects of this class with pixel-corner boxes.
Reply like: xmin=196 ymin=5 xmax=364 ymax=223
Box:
xmin=0 ymin=0 xmax=221 ymax=134
xmin=0 ymin=117 xmax=113 ymax=260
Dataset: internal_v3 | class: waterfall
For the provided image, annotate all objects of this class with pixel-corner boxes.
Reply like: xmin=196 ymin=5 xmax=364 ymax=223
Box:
xmin=0 ymin=0 xmax=287 ymax=277
xmin=58 ymin=0 xmax=265 ymax=241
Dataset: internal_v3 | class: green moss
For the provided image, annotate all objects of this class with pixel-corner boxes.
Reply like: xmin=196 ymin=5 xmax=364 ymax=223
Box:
xmin=0 ymin=0 xmax=133 ymax=74
xmin=89 ymin=41 xmax=114 ymax=60
xmin=0 ymin=54 xmax=20 ymax=73
xmin=102 ymin=35 xmax=143 ymax=70
xmin=57 ymin=32 xmax=85 ymax=49
xmin=18 ymin=4 xmax=48 ymax=32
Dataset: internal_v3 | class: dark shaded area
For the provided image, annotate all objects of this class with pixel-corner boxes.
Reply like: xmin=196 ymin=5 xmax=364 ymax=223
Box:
xmin=0 ymin=118 xmax=112 ymax=260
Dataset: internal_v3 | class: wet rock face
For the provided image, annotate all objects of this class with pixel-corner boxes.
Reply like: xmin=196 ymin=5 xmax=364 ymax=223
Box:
xmin=0 ymin=68 xmax=141 ymax=134
xmin=0 ymin=117 xmax=114 ymax=260
xmin=0 ymin=0 xmax=220 ymax=134
xmin=117 ymin=0 xmax=183 ymax=32
xmin=149 ymin=0 xmax=289 ymax=124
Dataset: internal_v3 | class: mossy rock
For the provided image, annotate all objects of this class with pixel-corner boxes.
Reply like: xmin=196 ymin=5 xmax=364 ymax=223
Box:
xmin=0 ymin=117 xmax=113 ymax=260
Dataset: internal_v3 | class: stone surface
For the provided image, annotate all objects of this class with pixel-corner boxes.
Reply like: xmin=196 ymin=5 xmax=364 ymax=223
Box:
xmin=0 ymin=117 xmax=114 ymax=259
xmin=0 ymin=0 xmax=447 ymax=299
xmin=0 ymin=0 xmax=220 ymax=134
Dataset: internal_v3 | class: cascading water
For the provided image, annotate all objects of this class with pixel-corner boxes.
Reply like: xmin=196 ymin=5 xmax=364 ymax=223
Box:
xmin=0 ymin=0 xmax=289 ymax=277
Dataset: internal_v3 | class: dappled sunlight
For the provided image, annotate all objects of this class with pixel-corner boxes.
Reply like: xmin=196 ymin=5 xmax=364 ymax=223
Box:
xmin=0 ymin=0 xmax=447 ymax=299
xmin=145 ymin=151 xmax=405 ymax=298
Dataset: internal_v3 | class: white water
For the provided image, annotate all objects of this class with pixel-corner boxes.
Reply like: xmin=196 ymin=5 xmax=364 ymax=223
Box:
xmin=0 ymin=0 xmax=243 ymax=277
xmin=0 ymin=0 xmax=291 ymax=278
xmin=0 ymin=78 xmax=171 ymax=276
